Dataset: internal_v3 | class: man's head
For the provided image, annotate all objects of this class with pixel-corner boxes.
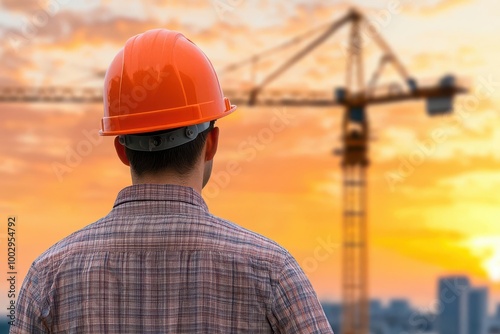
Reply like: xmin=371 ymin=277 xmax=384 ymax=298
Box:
xmin=113 ymin=122 xmax=219 ymax=188
xmin=99 ymin=29 xmax=236 ymax=190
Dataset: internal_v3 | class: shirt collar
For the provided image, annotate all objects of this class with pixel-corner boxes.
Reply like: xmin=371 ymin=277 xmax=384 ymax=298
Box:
xmin=112 ymin=184 xmax=209 ymax=215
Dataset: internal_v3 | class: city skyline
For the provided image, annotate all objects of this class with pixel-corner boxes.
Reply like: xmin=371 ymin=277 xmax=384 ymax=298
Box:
xmin=324 ymin=275 xmax=497 ymax=334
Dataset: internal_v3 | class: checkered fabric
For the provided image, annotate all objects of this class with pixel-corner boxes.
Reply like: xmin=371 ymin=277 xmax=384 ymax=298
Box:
xmin=12 ymin=184 xmax=333 ymax=333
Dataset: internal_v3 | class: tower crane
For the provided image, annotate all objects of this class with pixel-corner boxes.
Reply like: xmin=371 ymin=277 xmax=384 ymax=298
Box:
xmin=219 ymin=9 xmax=465 ymax=334
xmin=0 ymin=8 xmax=466 ymax=334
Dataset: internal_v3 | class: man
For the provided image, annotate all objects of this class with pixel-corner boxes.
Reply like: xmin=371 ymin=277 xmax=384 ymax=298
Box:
xmin=13 ymin=29 xmax=333 ymax=333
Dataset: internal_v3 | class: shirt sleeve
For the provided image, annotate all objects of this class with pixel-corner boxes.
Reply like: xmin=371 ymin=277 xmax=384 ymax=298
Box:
xmin=268 ymin=252 xmax=334 ymax=333
xmin=10 ymin=264 xmax=49 ymax=334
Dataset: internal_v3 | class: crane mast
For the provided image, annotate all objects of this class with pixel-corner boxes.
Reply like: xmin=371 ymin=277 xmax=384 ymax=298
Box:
xmin=340 ymin=11 xmax=369 ymax=334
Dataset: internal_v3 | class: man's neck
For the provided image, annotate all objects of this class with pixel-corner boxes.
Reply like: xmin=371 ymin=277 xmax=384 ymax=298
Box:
xmin=132 ymin=172 xmax=203 ymax=194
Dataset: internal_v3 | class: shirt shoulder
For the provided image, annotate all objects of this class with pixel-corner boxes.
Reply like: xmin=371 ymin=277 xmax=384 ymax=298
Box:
xmin=32 ymin=210 xmax=293 ymax=275
xmin=203 ymin=212 xmax=293 ymax=267
xmin=31 ymin=216 xmax=108 ymax=271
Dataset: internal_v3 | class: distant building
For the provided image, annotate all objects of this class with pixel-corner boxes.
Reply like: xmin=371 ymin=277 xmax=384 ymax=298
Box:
xmin=387 ymin=299 xmax=411 ymax=319
xmin=491 ymin=304 xmax=500 ymax=333
xmin=490 ymin=317 xmax=500 ymax=334
xmin=370 ymin=299 xmax=387 ymax=334
xmin=322 ymin=275 xmax=491 ymax=334
xmin=322 ymin=302 xmax=341 ymax=334
xmin=385 ymin=299 xmax=411 ymax=329
xmin=468 ymin=287 xmax=488 ymax=334
xmin=370 ymin=299 xmax=384 ymax=318
xmin=436 ymin=276 xmax=470 ymax=334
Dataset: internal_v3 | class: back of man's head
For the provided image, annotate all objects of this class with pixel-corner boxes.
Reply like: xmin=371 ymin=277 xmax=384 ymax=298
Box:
xmin=125 ymin=123 xmax=213 ymax=177
xmin=98 ymin=29 xmax=236 ymax=184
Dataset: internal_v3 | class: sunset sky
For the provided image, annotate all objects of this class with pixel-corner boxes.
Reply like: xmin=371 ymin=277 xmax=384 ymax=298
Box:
xmin=1 ymin=0 xmax=500 ymax=313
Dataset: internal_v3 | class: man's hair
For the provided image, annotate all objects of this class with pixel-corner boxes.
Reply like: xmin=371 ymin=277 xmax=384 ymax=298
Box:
xmin=125 ymin=122 xmax=214 ymax=176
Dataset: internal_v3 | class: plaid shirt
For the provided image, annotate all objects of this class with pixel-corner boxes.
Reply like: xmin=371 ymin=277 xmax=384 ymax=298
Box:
xmin=12 ymin=184 xmax=333 ymax=333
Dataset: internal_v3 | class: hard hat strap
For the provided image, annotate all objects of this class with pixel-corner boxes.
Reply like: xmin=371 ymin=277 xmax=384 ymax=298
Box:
xmin=118 ymin=122 xmax=212 ymax=152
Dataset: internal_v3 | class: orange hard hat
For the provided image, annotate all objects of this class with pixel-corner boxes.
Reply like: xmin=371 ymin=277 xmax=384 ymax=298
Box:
xmin=100 ymin=29 xmax=236 ymax=136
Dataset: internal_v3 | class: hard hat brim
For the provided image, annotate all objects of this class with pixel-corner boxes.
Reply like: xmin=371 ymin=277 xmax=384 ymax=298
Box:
xmin=100 ymin=101 xmax=236 ymax=136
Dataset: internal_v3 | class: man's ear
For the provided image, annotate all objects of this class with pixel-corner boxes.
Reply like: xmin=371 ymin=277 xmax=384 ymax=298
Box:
xmin=204 ymin=127 xmax=219 ymax=162
xmin=114 ymin=136 xmax=130 ymax=166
